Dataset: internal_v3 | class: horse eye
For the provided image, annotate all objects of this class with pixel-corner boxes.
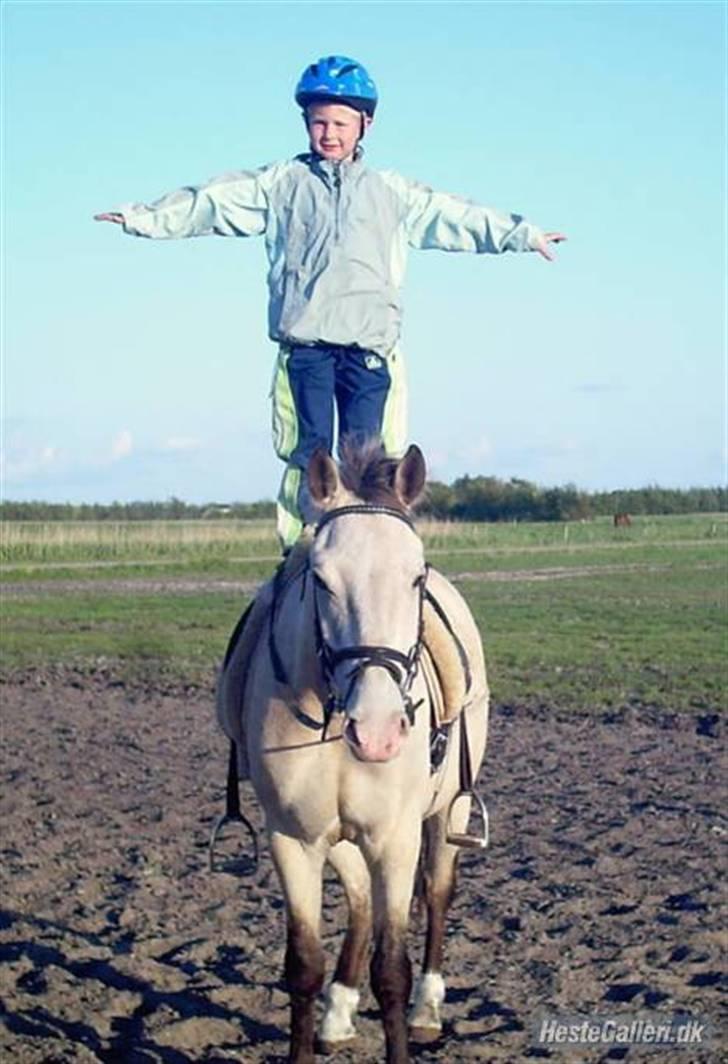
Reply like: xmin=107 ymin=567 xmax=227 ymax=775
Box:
xmin=412 ymin=571 xmax=427 ymax=589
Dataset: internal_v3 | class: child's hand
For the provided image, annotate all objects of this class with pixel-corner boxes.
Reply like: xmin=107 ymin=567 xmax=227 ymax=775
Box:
xmin=535 ymin=232 xmax=567 ymax=261
xmin=94 ymin=212 xmax=124 ymax=225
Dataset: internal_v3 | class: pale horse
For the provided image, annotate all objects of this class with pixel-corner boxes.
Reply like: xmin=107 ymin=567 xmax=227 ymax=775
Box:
xmin=217 ymin=442 xmax=490 ymax=1064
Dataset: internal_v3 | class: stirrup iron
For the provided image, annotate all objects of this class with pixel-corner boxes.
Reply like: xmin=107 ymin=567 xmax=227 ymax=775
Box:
xmin=446 ymin=788 xmax=489 ymax=850
xmin=208 ymin=741 xmax=259 ymax=875
xmin=208 ymin=809 xmax=259 ymax=875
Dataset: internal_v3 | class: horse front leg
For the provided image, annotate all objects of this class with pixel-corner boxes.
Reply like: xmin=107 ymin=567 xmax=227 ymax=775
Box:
xmin=270 ymin=833 xmax=325 ymax=1064
xmin=409 ymin=810 xmax=460 ymax=1041
xmin=368 ymin=829 xmax=421 ymax=1064
xmin=319 ymin=841 xmax=372 ymax=1051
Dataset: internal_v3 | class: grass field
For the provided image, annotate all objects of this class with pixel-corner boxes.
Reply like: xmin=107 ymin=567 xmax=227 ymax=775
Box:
xmin=1 ymin=514 xmax=726 ymax=713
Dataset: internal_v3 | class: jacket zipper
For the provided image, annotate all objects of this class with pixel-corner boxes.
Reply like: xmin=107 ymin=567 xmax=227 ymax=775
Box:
xmin=333 ymin=162 xmax=342 ymax=242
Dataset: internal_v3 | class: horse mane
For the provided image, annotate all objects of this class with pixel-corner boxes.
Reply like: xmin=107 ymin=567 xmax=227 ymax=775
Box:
xmin=338 ymin=436 xmax=406 ymax=510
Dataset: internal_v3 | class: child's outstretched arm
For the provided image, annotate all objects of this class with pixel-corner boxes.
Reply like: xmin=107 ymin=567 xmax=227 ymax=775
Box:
xmin=93 ymin=165 xmax=283 ymax=240
xmin=383 ymin=173 xmax=566 ymax=260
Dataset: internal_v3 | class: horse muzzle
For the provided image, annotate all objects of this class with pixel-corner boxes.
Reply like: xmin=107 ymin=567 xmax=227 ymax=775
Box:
xmin=344 ymin=712 xmax=410 ymax=763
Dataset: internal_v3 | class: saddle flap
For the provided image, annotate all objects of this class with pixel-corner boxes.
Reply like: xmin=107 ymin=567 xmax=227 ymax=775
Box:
xmin=422 ymin=567 xmax=487 ymax=726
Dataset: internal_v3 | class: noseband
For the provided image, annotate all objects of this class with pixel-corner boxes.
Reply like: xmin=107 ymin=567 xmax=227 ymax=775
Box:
xmin=270 ymin=505 xmax=426 ymax=733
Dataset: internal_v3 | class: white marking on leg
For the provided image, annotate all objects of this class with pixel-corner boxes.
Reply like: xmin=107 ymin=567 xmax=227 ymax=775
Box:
xmin=320 ymin=980 xmax=360 ymax=1042
xmin=409 ymin=971 xmax=446 ymax=1031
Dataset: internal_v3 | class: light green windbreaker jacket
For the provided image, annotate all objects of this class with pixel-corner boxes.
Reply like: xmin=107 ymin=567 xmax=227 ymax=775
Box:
xmin=119 ymin=151 xmax=545 ymax=358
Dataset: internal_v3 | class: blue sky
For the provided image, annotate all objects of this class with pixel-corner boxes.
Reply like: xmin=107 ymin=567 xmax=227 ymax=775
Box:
xmin=2 ymin=0 xmax=726 ymax=503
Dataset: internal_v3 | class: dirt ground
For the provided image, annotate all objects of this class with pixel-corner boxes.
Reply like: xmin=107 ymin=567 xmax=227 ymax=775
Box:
xmin=0 ymin=673 xmax=724 ymax=1062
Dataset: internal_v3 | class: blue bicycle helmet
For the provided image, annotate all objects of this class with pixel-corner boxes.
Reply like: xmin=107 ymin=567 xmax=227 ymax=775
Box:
xmin=295 ymin=55 xmax=378 ymax=116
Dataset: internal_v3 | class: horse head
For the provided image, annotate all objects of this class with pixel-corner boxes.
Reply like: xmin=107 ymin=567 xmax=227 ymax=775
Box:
xmin=306 ymin=441 xmax=427 ymax=763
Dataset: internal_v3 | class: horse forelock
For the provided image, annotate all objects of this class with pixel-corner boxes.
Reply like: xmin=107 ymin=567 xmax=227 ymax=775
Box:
xmin=338 ymin=437 xmax=406 ymax=511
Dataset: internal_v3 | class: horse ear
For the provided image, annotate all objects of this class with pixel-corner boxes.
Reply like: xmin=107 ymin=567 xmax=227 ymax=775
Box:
xmin=394 ymin=444 xmax=426 ymax=508
xmin=307 ymin=447 xmax=340 ymax=505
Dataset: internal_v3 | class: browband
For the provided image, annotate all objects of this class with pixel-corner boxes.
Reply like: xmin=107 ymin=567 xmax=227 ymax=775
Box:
xmin=315 ymin=504 xmax=415 ymax=535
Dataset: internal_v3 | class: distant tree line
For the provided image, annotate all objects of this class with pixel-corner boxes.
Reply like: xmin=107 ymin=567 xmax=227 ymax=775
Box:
xmin=0 ymin=497 xmax=276 ymax=521
xmin=418 ymin=478 xmax=727 ymax=522
xmin=2 ymin=481 xmax=725 ymax=523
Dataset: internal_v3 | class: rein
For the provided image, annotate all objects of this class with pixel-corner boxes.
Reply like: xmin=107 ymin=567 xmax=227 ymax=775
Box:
xmin=269 ymin=504 xmax=426 ymax=735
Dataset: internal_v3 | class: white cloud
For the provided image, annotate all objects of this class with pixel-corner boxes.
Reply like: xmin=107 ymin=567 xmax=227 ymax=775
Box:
xmin=111 ymin=430 xmax=133 ymax=460
xmin=1 ymin=422 xmax=275 ymax=501
xmin=40 ymin=445 xmax=59 ymax=464
xmin=162 ymin=436 xmax=201 ymax=453
xmin=1 ymin=441 xmax=59 ymax=482
xmin=461 ymin=434 xmax=493 ymax=465
xmin=418 ymin=435 xmax=496 ymax=486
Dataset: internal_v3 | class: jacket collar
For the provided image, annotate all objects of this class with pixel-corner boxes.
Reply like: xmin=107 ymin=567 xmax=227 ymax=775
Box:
xmin=298 ymin=147 xmax=365 ymax=187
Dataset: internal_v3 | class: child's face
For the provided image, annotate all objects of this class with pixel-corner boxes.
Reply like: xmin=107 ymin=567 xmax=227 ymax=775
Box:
xmin=305 ymin=102 xmax=372 ymax=162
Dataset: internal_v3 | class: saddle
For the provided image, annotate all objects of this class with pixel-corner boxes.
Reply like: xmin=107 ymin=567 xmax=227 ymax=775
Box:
xmin=216 ymin=539 xmax=483 ymax=778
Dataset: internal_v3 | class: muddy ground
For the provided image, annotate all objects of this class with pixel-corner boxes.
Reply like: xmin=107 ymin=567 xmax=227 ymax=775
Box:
xmin=0 ymin=673 xmax=724 ymax=1062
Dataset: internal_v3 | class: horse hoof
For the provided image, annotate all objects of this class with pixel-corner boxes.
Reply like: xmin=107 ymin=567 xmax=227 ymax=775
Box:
xmin=409 ymin=1025 xmax=442 ymax=1044
xmin=315 ymin=1036 xmax=356 ymax=1055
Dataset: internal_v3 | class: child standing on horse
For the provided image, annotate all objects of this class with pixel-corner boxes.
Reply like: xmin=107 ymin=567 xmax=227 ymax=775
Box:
xmin=96 ymin=55 xmax=566 ymax=549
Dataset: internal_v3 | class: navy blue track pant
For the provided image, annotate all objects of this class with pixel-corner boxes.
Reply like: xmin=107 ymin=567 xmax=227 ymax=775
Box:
xmin=286 ymin=343 xmax=391 ymax=468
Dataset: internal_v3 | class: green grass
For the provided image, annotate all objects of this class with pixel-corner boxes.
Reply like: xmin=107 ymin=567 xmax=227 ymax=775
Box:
xmin=1 ymin=514 xmax=726 ymax=712
xmin=0 ymin=556 xmax=277 ymax=585
xmin=2 ymin=512 xmax=724 ymax=585
xmin=422 ymin=512 xmax=727 ymax=551
xmin=465 ymin=563 xmax=726 ymax=712
xmin=2 ymin=513 xmax=725 ymax=571
xmin=0 ymin=518 xmax=277 ymax=567
xmin=0 ymin=591 xmax=247 ymax=687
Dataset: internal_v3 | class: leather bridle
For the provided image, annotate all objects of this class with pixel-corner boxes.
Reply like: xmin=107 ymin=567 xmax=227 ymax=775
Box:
xmin=270 ymin=504 xmax=427 ymax=733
